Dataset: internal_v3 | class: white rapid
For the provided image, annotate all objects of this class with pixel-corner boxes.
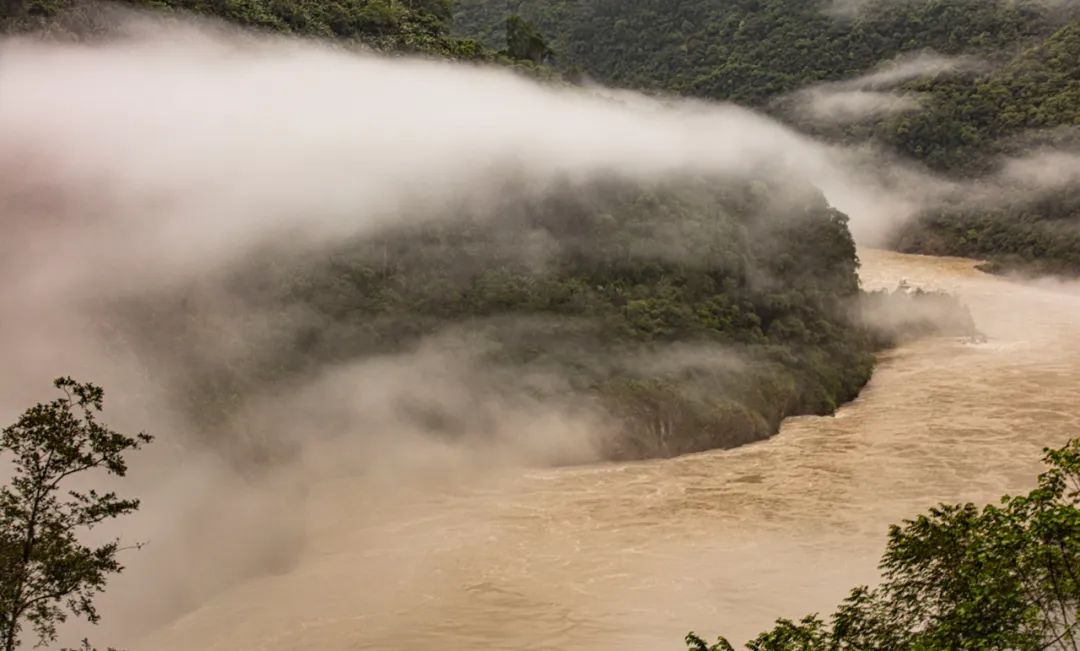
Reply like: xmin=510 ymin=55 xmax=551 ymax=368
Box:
xmin=140 ymin=249 xmax=1080 ymax=650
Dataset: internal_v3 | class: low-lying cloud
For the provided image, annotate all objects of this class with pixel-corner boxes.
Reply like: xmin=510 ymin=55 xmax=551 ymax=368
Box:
xmin=0 ymin=7 xmax=1076 ymax=647
xmin=798 ymin=88 xmax=922 ymax=123
xmin=999 ymin=148 xmax=1080 ymax=190
xmin=784 ymin=52 xmax=984 ymax=124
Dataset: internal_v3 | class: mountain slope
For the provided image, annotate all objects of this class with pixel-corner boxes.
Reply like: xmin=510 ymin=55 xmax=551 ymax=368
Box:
xmin=0 ymin=0 xmax=956 ymax=461
xmin=885 ymin=19 xmax=1080 ymax=172
xmin=890 ymin=20 xmax=1080 ymax=273
xmin=122 ymin=176 xmax=885 ymax=460
xmin=454 ymin=0 xmax=1080 ymax=275
xmin=453 ymin=0 xmax=1054 ymax=106
xmin=2 ymin=0 xmax=485 ymax=55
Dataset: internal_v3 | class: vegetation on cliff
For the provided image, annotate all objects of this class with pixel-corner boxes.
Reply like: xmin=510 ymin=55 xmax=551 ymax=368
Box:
xmin=892 ymin=21 xmax=1080 ymax=274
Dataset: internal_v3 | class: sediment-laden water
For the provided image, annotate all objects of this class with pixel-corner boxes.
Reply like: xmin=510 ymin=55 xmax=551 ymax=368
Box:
xmin=142 ymin=249 xmax=1080 ymax=650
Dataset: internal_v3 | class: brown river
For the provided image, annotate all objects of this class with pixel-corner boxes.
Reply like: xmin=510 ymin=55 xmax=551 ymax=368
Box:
xmin=140 ymin=249 xmax=1080 ymax=650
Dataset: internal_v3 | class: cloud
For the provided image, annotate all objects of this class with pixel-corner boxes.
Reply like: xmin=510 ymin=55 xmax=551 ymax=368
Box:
xmin=797 ymin=88 xmax=923 ymax=122
xmin=782 ymin=51 xmax=984 ymax=125
xmin=998 ymin=148 xmax=1080 ymax=190
xmin=0 ymin=10 xmax=1075 ymax=646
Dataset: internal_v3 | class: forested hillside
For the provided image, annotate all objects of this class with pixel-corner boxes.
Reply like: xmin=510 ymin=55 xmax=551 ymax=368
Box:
xmin=454 ymin=0 xmax=1080 ymax=275
xmin=879 ymin=19 xmax=1080 ymax=172
xmin=120 ymin=176 xmax=903 ymax=460
xmin=0 ymin=0 xmax=974 ymax=460
xmin=1 ymin=0 xmax=486 ymax=56
xmin=454 ymin=0 xmax=1052 ymax=107
xmin=889 ymin=20 xmax=1080 ymax=274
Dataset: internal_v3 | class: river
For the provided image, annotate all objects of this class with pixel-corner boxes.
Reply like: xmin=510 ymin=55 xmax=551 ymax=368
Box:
xmin=140 ymin=249 xmax=1080 ymax=650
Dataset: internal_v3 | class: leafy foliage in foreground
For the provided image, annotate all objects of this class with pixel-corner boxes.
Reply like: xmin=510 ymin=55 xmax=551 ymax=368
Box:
xmin=0 ymin=379 xmax=151 ymax=651
xmin=688 ymin=438 xmax=1080 ymax=650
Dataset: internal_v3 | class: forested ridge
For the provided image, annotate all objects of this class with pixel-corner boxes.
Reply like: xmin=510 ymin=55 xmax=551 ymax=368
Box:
xmin=0 ymin=4 xmax=1070 ymax=649
xmin=890 ymin=20 xmax=1080 ymax=273
xmin=121 ymin=176 xmax=908 ymax=460
xmin=454 ymin=0 xmax=1054 ymax=107
xmin=0 ymin=0 xmax=973 ymax=460
xmin=1 ymin=0 xmax=494 ymax=58
xmin=885 ymin=19 xmax=1080 ymax=172
xmin=454 ymin=0 xmax=1080 ymax=275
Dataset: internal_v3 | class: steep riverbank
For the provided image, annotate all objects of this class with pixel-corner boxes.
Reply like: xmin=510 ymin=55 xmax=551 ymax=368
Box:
xmin=128 ymin=249 xmax=1080 ymax=650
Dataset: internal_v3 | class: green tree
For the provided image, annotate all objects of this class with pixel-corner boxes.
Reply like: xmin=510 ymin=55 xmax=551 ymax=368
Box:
xmin=505 ymin=14 xmax=551 ymax=64
xmin=0 ymin=378 xmax=152 ymax=651
xmin=689 ymin=438 xmax=1080 ymax=650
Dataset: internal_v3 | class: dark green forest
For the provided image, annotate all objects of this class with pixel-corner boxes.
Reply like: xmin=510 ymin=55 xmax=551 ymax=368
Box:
xmin=0 ymin=2 xmax=1073 ymax=649
xmin=454 ymin=0 xmax=1053 ymax=108
xmin=454 ymin=0 xmax=1080 ymax=275
xmin=1 ymin=0 xmax=498 ymax=58
xmin=119 ymin=176 xmax=926 ymax=460
xmin=0 ymin=0 xmax=974 ymax=461
xmin=894 ymin=183 xmax=1080 ymax=276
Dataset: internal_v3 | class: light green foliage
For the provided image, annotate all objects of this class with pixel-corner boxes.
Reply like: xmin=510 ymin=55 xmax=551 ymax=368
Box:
xmin=690 ymin=438 xmax=1080 ymax=650
xmin=0 ymin=379 xmax=152 ymax=651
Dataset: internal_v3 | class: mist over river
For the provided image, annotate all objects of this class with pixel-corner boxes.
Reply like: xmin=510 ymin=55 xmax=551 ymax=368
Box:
xmin=138 ymin=249 xmax=1080 ymax=650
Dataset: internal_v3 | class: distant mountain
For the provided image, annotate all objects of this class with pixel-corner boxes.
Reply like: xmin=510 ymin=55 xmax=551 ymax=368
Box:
xmin=454 ymin=0 xmax=1080 ymax=274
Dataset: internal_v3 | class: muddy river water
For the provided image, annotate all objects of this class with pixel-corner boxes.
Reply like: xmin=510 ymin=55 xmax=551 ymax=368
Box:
xmin=142 ymin=249 xmax=1080 ymax=650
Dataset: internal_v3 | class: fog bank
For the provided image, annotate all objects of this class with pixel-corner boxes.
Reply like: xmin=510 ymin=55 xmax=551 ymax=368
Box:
xmin=0 ymin=10 xmax=1072 ymax=645
xmin=783 ymin=52 xmax=984 ymax=124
